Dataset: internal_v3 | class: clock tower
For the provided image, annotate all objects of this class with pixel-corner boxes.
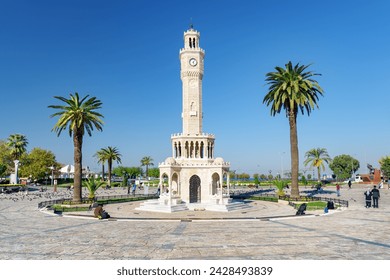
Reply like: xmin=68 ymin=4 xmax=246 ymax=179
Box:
xmin=137 ymin=26 xmax=247 ymax=213
xmin=179 ymin=27 xmax=205 ymax=135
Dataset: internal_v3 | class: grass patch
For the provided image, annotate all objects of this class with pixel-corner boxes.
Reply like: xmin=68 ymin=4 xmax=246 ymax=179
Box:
xmin=51 ymin=204 xmax=90 ymax=212
xmin=295 ymin=201 xmax=329 ymax=210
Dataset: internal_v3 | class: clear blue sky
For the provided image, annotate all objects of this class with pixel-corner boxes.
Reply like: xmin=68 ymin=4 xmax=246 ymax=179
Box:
xmin=1 ymin=0 xmax=389 ymax=177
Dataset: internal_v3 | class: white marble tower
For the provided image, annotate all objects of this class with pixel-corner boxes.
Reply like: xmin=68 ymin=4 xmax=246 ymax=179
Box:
xmin=137 ymin=26 xmax=246 ymax=212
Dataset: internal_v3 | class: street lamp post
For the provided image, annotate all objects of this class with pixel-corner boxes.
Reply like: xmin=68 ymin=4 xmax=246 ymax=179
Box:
xmin=49 ymin=166 xmax=55 ymax=192
xmin=268 ymin=170 xmax=272 ymax=187
xmin=13 ymin=160 xmax=20 ymax=184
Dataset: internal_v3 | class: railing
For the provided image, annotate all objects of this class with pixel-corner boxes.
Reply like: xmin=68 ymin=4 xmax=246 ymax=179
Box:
xmin=230 ymin=189 xmax=276 ymax=199
xmin=278 ymin=195 xmax=349 ymax=208
xmin=38 ymin=193 xmax=158 ymax=209
xmin=229 ymin=189 xmax=349 ymax=208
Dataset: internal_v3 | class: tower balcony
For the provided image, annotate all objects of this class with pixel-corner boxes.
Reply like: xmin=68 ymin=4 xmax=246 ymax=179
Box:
xmin=179 ymin=48 xmax=205 ymax=55
xmin=171 ymin=132 xmax=214 ymax=139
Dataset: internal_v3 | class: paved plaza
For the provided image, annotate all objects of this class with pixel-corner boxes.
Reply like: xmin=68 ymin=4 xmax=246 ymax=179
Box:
xmin=0 ymin=184 xmax=389 ymax=260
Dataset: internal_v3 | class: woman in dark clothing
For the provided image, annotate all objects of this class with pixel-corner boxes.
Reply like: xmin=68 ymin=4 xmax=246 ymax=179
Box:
xmin=364 ymin=188 xmax=372 ymax=208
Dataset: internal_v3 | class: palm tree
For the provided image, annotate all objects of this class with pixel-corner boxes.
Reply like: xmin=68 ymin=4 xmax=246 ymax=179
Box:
xmin=263 ymin=61 xmax=324 ymax=198
xmin=94 ymin=149 xmax=106 ymax=181
xmin=304 ymin=148 xmax=332 ymax=182
xmin=7 ymin=134 xmax=28 ymax=160
xmin=48 ymin=93 xmax=103 ymax=202
xmin=83 ymin=177 xmax=105 ymax=200
xmin=140 ymin=156 xmax=154 ymax=178
xmin=98 ymin=146 xmax=122 ymax=186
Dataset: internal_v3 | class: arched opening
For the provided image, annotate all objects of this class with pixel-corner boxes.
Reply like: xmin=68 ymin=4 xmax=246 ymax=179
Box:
xmin=212 ymin=173 xmax=220 ymax=195
xmin=161 ymin=173 xmax=169 ymax=193
xmin=171 ymin=173 xmax=179 ymax=195
xmin=190 ymin=141 xmax=194 ymax=158
xmin=185 ymin=141 xmax=190 ymax=158
xmin=189 ymin=175 xmax=201 ymax=203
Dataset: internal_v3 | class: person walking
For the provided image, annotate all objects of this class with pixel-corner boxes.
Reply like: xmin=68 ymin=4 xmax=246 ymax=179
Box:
xmin=364 ymin=188 xmax=372 ymax=208
xmin=336 ymin=184 xmax=341 ymax=197
xmin=371 ymin=185 xmax=380 ymax=208
xmin=348 ymin=180 xmax=352 ymax=189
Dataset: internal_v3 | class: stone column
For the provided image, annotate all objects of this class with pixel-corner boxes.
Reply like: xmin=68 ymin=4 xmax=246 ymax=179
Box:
xmin=168 ymin=173 xmax=172 ymax=205
xmin=220 ymin=174 xmax=223 ymax=204
xmin=227 ymin=172 xmax=230 ymax=197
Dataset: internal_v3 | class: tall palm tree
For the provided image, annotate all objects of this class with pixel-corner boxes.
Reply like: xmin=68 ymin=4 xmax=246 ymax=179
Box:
xmin=140 ymin=156 xmax=154 ymax=178
xmin=49 ymin=93 xmax=103 ymax=202
xmin=263 ymin=61 xmax=324 ymax=198
xmin=94 ymin=149 xmax=106 ymax=181
xmin=99 ymin=146 xmax=122 ymax=186
xmin=7 ymin=134 xmax=28 ymax=160
xmin=304 ymin=148 xmax=332 ymax=182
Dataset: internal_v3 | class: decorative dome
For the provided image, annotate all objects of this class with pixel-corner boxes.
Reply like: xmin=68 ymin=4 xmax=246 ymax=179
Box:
xmin=165 ymin=157 xmax=176 ymax=165
xmin=214 ymin=157 xmax=224 ymax=165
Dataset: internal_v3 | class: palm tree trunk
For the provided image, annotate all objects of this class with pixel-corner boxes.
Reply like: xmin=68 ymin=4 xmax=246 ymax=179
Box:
xmin=102 ymin=164 xmax=105 ymax=181
xmin=73 ymin=131 xmax=83 ymax=202
xmin=317 ymin=167 xmax=321 ymax=182
xmin=289 ymin=112 xmax=300 ymax=198
xmin=108 ymin=159 xmax=112 ymax=186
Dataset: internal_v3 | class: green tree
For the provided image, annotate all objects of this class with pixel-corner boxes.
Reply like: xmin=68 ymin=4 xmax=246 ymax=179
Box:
xmin=301 ymin=175 xmax=308 ymax=187
xmin=7 ymin=134 xmax=28 ymax=161
xmin=304 ymin=148 xmax=332 ymax=182
xmin=329 ymin=154 xmax=360 ymax=181
xmin=263 ymin=61 xmax=324 ymax=197
xmin=0 ymin=163 xmax=6 ymax=179
xmin=19 ymin=148 xmax=60 ymax=180
xmin=49 ymin=92 xmax=104 ymax=202
xmin=0 ymin=140 xmax=13 ymax=174
xmin=113 ymin=166 xmax=142 ymax=179
xmin=140 ymin=156 xmax=154 ymax=178
xmin=98 ymin=146 xmax=122 ymax=186
xmin=148 ymin=167 xmax=160 ymax=178
xmin=379 ymin=156 xmax=390 ymax=183
xmin=237 ymin=173 xmax=250 ymax=180
xmin=253 ymin=173 xmax=260 ymax=185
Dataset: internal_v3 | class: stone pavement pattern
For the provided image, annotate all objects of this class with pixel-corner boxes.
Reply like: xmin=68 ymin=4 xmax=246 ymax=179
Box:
xmin=0 ymin=184 xmax=389 ymax=259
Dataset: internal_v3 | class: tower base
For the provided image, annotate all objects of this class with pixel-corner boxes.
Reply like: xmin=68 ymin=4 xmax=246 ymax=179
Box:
xmin=136 ymin=195 xmax=251 ymax=213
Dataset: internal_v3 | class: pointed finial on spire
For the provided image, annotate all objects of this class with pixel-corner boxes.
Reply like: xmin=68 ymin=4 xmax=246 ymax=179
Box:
xmin=189 ymin=18 xmax=194 ymax=30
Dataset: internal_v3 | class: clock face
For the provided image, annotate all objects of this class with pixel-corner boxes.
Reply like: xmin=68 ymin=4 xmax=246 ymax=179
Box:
xmin=189 ymin=58 xmax=197 ymax=66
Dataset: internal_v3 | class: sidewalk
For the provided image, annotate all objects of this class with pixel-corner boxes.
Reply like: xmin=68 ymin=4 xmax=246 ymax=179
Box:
xmin=0 ymin=183 xmax=389 ymax=260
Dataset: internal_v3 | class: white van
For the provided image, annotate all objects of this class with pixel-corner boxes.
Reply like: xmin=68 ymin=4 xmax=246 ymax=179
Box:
xmin=354 ymin=175 xmax=363 ymax=183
